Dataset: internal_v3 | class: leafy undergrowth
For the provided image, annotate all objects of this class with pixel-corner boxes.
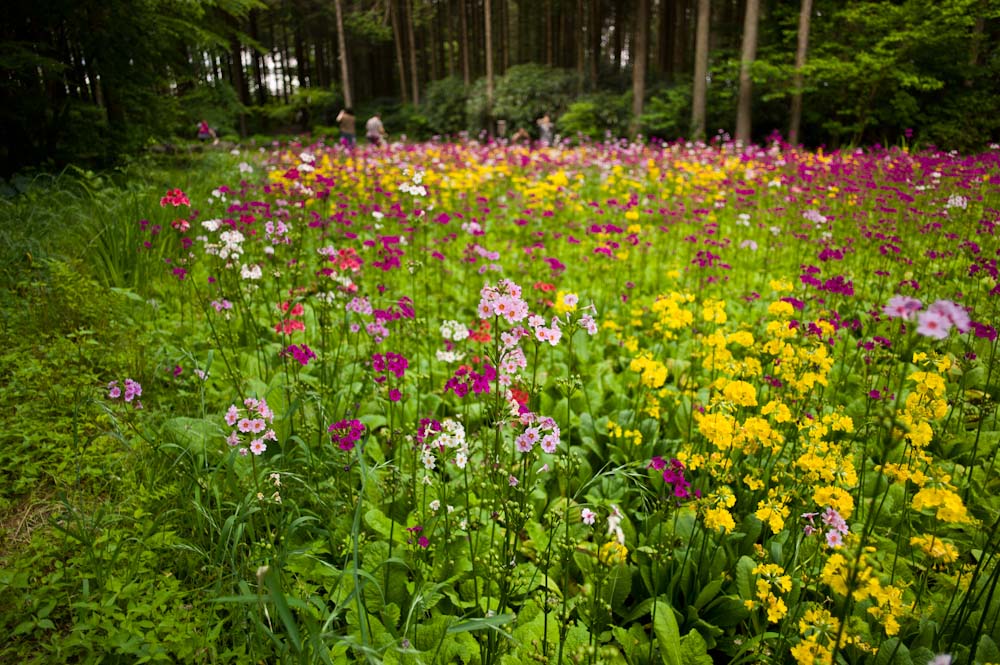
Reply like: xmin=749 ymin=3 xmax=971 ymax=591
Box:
xmin=1 ymin=141 xmax=999 ymax=665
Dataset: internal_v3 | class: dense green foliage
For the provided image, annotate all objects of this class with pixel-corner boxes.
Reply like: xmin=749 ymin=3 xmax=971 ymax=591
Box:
xmin=2 ymin=0 xmax=997 ymax=174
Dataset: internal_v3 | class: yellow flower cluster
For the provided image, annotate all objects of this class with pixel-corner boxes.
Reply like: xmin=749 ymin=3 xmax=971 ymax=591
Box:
xmin=749 ymin=562 xmax=793 ymax=623
xmin=650 ymin=291 xmax=695 ymax=339
xmin=628 ymin=353 xmax=668 ymax=389
xmin=606 ymin=420 xmax=643 ymax=446
xmin=701 ymin=486 xmax=737 ymax=533
xmin=910 ymin=534 xmax=960 ymax=564
xmin=755 ymin=489 xmax=791 ymax=532
xmin=911 ymin=483 xmax=972 ymax=524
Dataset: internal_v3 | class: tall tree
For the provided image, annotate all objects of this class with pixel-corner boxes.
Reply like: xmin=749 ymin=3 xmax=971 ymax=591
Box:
xmin=690 ymin=0 xmax=710 ymax=139
xmin=333 ymin=0 xmax=352 ymax=106
xmin=406 ymin=0 xmax=420 ymax=104
xmin=735 ymin=0 xmax=760 ymax=144
xmin=788 ymin=0 xmax=812 ymax=145
xmin=391 ymin=0 xmax=409 ymax=103
xmin=485 ymin=0 xmax=494 ymax=126
xmin=631 ymin=0 xmax=649 ymax=135
xmin=459 ymin=0 xmax=471 ymax=86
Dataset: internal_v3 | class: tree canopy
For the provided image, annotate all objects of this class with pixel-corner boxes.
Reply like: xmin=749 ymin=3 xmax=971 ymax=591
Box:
xmin=2 ymin=0 xmax=998 ymax=173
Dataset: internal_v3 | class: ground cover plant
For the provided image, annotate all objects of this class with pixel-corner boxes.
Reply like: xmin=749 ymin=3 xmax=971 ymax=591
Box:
xmin=1 ymin=137 xmax=999 ymax=665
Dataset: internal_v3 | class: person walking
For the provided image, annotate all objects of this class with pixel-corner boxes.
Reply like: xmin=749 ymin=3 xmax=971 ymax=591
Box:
xmin=336 ymin=107 xmax=356 ymax=147
xmin=366 ymin=112 xmax=388 ymax=146
xmin=537 ymin=113 xmax=554 ymax=146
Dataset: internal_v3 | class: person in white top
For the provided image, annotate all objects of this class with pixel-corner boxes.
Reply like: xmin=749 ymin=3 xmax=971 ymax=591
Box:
xmin=366 ymin=113 xmax=387 ymax=146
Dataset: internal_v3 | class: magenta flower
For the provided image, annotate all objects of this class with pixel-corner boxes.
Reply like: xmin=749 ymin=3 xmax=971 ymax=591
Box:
xmin=329 ymin=418 xmax=366 ymax=451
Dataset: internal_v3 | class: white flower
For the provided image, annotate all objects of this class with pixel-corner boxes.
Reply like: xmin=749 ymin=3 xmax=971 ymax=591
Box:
xmin=607 ymin=505 xmax=625 ymax=545
xmin=241 ymin=264 xmax=263 ymax=280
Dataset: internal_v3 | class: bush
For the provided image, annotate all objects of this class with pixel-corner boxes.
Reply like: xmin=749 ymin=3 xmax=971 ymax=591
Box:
xmin=641 ymin=84 xmax=692 ymax=140
xmin=467 ymin=64 xmax=579 ymax=136
xmin=557 ymin=91 xmax=631 ymax=141
xmin=423 ymin=77 xmax=468 ymax=136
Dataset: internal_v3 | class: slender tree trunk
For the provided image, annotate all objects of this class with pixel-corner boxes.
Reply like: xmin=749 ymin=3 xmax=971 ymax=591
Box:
xmin=391 ymin=0 xmax=410 ymax=102
xmin=672 ymin=0 xmax=687 ymax=78
xmin=589 ymin=0 xmax=601 ymax=87
xmin=631 ymin=0 xmax=649 ymax=136
xmin=485 ymin=0 xmax=494 ymax=128
xmin=334 ymin=0 xmax=352 ymax=106
xmin=788 ymin=0 xmax=811 ymax=145
xmin=966 ymin=0 xmax=986 ymax=86
xmin=690 ymin=0 xmax=710 ymax=140
xmin=231 ymin=38 xmax=248 ymax=136
xmin=612 ymin=0 xmax=623 ymax=73
xmin=406 ymin=0 xmax=420 ymax=104
xmin=459 ymin=0 xmax=471 ymax=86
xmin=545 ymin=0 xmax=553 ymax=66
xmin=293 ymin=9 xmax=309 ymax=88
xmin=735 ymin=0 xmax=759 ymax=144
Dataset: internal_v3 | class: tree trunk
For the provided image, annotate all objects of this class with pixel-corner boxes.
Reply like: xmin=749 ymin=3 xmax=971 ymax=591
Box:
xmin=966 ymin=0 xmax=986 ymax=87
xmin=391 ymin=0 xmax=409 ymax=102
xmin=545 ymin=0 xmax=553 ymax=66
xmin=788 ymin=0 xmax=811 ymax=145
xmin=250 ymin=11 xmax=267 ymax=104
xmin=672 ymin=0 xmax=687 ymax=78
xmin=231 ymin=39 xmax=248 ymax=136
xmin=590 ymin=0 xmax=601 ymax=87
xmin=734 ymin=0 xmax=759 ymax=145
xmin=460 ymin=0 xmax=471 ymax=86
xmin=631 ymin=0 xmax=649 ymax=136
xmin=406 ymin=0 xmax=420 ymax=105
xmin=690 ymin=0 xmax=710 ymax=140
xmin=334 ymin=0 xmax=352 ymax=107
xmin=485 ymin=0 xmax=494 ymax=128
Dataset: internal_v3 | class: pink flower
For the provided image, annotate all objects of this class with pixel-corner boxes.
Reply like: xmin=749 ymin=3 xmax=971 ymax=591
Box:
xmin=825 ymin=530 xmax=843 ymax=548
xmin=225 ymin=405 xmax=240 ymax=426
xmin=928 ymin=299 xmax=971 ymax=333
xmin=581 ymin=508 xmax=596 ymax=525
xmin=882 ymin=296 xmax=922 ymax=320
xmin=249 ymin=439 xmax=267 ymax=455
xmin=238 ymin=418 xmax=253 ymax=433
xmin=917 ymin=309 xmax=951 ymax=339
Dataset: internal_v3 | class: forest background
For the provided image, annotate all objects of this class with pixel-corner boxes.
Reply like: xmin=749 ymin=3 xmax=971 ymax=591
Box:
xmin=1 ymin=0 xmax=999 ymax=175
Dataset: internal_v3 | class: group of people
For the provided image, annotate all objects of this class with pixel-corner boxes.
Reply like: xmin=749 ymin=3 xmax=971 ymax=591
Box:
xmin=336 ymin=108 xmax=386 ymax=148
xmin=199 ymin=108 xmax=554 ymax=148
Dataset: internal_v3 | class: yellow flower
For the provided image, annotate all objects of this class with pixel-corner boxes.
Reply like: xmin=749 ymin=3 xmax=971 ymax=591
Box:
xmin=912 ymin=486 xmax=972 ymax=524
xmin=721 ymin=379 xmax=758 ymax=407
xmin=599 ymin=541 xmax=628 ymax=565
xmin=755 ymin=491 xmax=791 ymax=532
xmin=910 ymin=534 xmax=960 ymax=563
xmin=768 ymin=300 xmax=795 ymax=318
xmin=813 ymin=486 xmax=855 ymax=520
xmin=704 ymin=506 xmax=735 ymax=533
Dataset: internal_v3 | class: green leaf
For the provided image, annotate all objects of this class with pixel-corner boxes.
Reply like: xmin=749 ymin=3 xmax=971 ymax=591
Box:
xmin=735 ymin=556 xmax=756 ymax=601
xmin=653 ymin=600 xmax=682 ymax=665
xmin=263 ymin=567 xmax=302 ymax=653
xmin=447 ymin=613 xmax=515 ymax=634
xmin=679 ymin=629 xmax=714 ymax=665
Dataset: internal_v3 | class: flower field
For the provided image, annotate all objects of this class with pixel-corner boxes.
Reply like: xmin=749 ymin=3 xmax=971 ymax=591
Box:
xmin=3 ymin=139 xmax=1000 ymax=665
